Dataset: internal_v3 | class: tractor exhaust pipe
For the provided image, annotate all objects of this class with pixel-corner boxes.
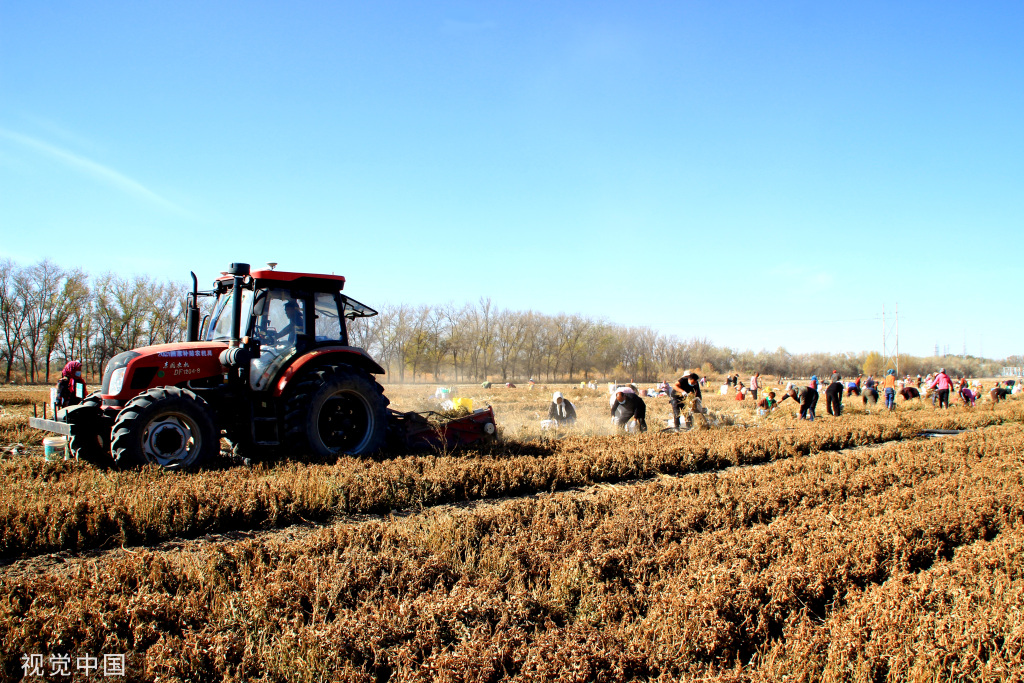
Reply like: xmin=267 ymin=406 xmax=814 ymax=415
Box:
xmin=186 ymin=271 xmax=200 ymax=342
xmin=227 ymin=262 xmax=250 ymax=348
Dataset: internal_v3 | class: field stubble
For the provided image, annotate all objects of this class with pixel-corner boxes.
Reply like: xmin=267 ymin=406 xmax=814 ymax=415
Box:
xmin=0 ymin=384 xmax=1022 ymax=681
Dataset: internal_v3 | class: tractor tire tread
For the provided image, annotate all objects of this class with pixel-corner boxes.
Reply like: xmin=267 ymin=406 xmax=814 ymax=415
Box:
xmin=282 ymin=364 xmax=388 ymax=457
xmin=110 ymin=386 xmax=216 ymax=470
xmin=66 ymin=392 xmax=110 ymax=467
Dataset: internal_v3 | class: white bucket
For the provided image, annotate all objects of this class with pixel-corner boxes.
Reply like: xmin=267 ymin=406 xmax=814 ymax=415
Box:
xmin=43 ymin=436 xmax=67 ymax=461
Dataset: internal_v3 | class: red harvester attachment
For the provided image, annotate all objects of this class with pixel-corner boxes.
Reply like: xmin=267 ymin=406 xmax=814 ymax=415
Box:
xmin=387 ymin=407 xmax=498 ymax=451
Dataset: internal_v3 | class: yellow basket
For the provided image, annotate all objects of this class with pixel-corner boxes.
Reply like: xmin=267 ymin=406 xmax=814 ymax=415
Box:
xmin=452 ymin=397 xmax=474 ymax=412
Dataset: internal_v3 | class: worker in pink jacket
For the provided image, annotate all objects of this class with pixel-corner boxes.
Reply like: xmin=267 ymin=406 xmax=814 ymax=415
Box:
xmin=749 ymin=372 xmax=760 ymax=402
xmin=930 ymin=368 xmax=952 ymax=409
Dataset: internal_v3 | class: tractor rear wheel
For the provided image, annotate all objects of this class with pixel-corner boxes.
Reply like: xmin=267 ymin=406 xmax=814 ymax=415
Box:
xmin=65 ymin=392 xmax=110 ymax=467
xmin=110 ymin=387 xmax=218 ymax=470
xmin=283 ymin=365 xmax=389 ymax=457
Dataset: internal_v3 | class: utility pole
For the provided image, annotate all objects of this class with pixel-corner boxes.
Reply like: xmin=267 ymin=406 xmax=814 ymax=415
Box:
xmin=882 ymin=303 xmax=899 ymax=376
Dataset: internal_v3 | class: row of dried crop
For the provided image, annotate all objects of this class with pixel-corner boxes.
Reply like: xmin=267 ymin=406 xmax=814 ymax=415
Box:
xmin=2 ymin=423 xmax=1022 ymax=681
xmin=1 ymin=403 xmax=1021 ymax=561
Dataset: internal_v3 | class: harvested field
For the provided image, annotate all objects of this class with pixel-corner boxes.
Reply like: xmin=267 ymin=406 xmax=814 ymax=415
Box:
xmin=1 ymin=385 xmax=1023 ymax=681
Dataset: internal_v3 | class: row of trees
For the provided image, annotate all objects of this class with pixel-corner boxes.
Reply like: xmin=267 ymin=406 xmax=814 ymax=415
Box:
xmin=350 ymin=303 xmax=1005 ymax=383
xmin=0 ymin=259 xmax=188 ymax=383
xmin=348 ymin=300 xmax=736 ymax=384
xmin=0 ymin=257 xmax=1010 ymax=386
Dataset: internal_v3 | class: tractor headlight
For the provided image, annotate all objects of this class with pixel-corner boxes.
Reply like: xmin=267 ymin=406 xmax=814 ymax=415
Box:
xmin=109 ymin=367 xmax=127 ymax=395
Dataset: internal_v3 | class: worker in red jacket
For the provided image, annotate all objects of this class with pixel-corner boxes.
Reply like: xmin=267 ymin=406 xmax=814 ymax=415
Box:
xmin=55 ymin=360 xmax=87 ymax=410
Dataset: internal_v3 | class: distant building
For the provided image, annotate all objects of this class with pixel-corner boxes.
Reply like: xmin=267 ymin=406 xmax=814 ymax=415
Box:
xmin=1001 ymin=366 xmax=1023 ymax=376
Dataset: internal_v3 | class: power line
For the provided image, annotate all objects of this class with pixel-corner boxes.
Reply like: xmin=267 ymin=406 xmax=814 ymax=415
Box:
xmin=701 ymin=315 xmax=902 ymax=328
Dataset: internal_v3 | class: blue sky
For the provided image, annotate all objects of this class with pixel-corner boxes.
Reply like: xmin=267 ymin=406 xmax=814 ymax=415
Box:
xmin=2 ymin=2 xmax=1021 ymax=358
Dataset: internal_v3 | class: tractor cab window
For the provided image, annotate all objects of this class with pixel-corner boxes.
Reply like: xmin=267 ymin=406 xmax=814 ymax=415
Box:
xmin=314 ymin=292 xmax=344 ymax=343
xmin=248 ymin=290 xmax=307 ymax=391
xmin=341 ymin=295 xmax=377 ymax=320
xmin=206 ymin=288 xmax=253 ymax=342
xmin=251 ymin=290 xmax=306 ymax=348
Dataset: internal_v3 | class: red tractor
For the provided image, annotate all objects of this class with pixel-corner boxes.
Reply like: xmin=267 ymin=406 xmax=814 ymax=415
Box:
xmin=30 ymin=263 xmax=496 ymax=469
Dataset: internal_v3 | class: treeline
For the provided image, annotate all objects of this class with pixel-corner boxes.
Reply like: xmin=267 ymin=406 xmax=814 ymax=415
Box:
xmin=0 ymin=258 xmax=1009 ymax=385
xmin=348 ymin=300 xmax=1006 ymax=383
xmin=0 ymin=259 xmax=189 ymax=383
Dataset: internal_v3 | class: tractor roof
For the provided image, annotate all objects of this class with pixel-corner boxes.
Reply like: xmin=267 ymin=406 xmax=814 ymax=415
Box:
xmin=216 ymin=269 xmax=346 ymax=292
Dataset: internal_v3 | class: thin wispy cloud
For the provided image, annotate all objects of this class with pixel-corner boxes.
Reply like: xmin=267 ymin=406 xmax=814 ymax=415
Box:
xmin=0 ymin=127 xmax=186 ymax=215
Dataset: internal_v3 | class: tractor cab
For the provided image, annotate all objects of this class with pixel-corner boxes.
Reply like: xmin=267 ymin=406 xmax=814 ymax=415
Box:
xmin=203 ymin=267 xmax=378 ymax=391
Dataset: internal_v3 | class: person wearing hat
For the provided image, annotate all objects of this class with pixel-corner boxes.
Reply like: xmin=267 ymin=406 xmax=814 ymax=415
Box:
xmin=929 ymin=368 xmax=953 ymax=409
xmin=548 ymin=391 xmax=577 ymax=425
xmin=883 ymin=369 xmax=898 ymax=411
xmin=825 ymin=373 xmax=844 ymax=416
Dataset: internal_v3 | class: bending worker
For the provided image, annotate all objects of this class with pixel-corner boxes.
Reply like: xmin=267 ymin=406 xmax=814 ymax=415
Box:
xmin=612 ymin=390 xmax=647 ymax=432
xmin=899 ymin=386 xmax=921 ymax=401
xmin=670 ymin=372 xmax=704 ymax=430
xmin=55 ymin=360 xmax=87 ymax=410
xmin=778 ymin=379 xmax=819 ymax=421
xmin=825 ymin=374 xmax=844 ymax=416
xmin=548 ymin=391 xmax=577 ymax=425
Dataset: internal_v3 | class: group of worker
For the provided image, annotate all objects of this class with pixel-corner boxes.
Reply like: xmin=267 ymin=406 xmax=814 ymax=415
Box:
xmin=770 ymin=369 xmax=916 ymax=421
xmin=757 ymin=367 xmax=1018 ymax=420
xmin=544 ymin=366 xmax=1020 ymax=432
xmin=542 ymin=371 xmax=706 ymax=433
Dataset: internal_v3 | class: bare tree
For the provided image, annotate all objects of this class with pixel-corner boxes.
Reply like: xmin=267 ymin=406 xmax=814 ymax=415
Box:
xmin=557 ymin=314 xmax=593 ymax=381
xmin=0 ymin=259 xmax=28 ymax=382
xmin=145 ymin=280 xmax=189 ymax=346
xmin=466 ymin=298 xmax=495 ymax=381
xmin=381 ymin=304 xmax=414 ymax=382
xmin=442 ymin=303 xmax=472 ymax=382
xmin=92 ymin=273 xmax=152 ymax=367
xmin=494 ymin=309 xmax=529 ymax=381
xmin=42 ymin=268 xmax=90 ymax=381
xmin=56 ymin=279 xmax=95 ymax=377
xmin=15 ymin=260 xmax=65 ymax=381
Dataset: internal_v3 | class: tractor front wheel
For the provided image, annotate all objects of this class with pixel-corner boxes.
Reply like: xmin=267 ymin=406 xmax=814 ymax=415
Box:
xmin=110 ymin=387 xmax=218 ymax=470
xmin=283 ymin=366 xmax=389 ymax=457
xmin=65 ymin=392 xmax=110 ymax=467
